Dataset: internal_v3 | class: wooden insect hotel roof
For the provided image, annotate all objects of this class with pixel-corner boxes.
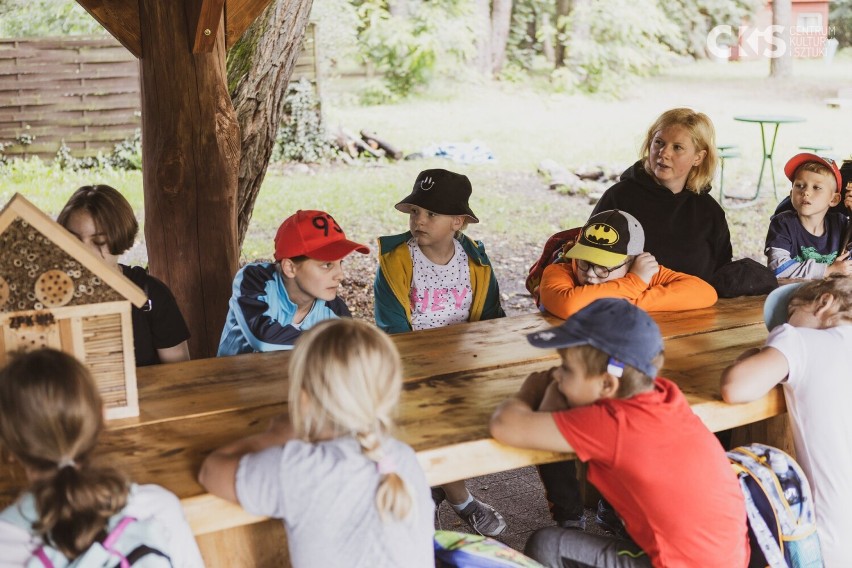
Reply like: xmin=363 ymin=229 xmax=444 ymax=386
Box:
xmin=0 ymin=193 xmax=147 ymax=419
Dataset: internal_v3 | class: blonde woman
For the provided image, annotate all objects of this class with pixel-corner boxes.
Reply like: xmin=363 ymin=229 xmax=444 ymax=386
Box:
xmin=199 ymin=319 xmax=434 ymax=568
xmin=592 ymin=108 xmax=732 ymax=282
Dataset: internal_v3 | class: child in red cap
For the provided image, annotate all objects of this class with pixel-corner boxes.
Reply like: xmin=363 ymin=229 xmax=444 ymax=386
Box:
xmin=765 ymin=153 xmax=851 ymax=279
xmin=217 ymin=210 xmax=368 ymax=356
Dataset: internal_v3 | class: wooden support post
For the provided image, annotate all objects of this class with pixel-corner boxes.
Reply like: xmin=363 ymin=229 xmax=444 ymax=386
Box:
xmin=138 ymin=0 xmax=240 ymax=359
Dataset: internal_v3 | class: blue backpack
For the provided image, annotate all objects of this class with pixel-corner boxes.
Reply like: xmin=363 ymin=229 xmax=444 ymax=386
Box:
xmin=0 ymin=493 xmax=172 ymax=568
xmin=728 ymin=444 xmax=823 ymax=568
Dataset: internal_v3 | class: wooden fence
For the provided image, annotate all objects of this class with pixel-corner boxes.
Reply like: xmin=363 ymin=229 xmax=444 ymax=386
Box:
xmin=0 ymin=25 xmax=318 ymax=160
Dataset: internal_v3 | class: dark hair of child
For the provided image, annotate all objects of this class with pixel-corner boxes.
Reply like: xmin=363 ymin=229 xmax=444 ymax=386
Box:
xmin=57 ymin=185 xmax=138 ymax=256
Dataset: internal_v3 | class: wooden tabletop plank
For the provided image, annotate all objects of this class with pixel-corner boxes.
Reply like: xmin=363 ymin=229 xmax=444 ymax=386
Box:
xmin=0 ymin=320 xmax=774 ymax=507
xmin=115 ymin=296 xmax=765 ymax=429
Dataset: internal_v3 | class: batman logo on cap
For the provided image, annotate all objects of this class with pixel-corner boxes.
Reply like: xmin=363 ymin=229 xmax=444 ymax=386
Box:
xmin=584 ymin=223 xmax=619 ymax=246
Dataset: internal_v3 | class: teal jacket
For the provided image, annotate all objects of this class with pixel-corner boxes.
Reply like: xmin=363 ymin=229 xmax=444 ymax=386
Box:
xmin=374 ymin=231 xmax=505 ymax=334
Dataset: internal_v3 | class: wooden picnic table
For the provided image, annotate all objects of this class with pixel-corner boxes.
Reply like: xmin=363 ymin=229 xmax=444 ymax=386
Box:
xmin=0 ymin=295 xmax=782 ymax=567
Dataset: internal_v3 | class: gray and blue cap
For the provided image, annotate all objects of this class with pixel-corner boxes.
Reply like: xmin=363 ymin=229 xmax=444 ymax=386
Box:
xmin=527 ymin=298 xmax=664 ymax=378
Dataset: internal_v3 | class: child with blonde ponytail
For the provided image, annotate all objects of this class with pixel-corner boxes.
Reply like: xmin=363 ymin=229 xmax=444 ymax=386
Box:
xmin=199 ymin=318 xmax=434 ymax=567
xmin=0 ymin=349 xmax=203 ymax=567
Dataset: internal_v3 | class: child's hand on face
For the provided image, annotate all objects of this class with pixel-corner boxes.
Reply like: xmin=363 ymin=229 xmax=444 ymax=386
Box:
xmin=827 ymin=250 xmax=852 ymax=277
xmin=539 ymin=380 xmax=569 ymax=412
xmin=629 ymin=252 xmax=660 ymax=284
xmin=519 ymin=368 xmax=556 ymax=408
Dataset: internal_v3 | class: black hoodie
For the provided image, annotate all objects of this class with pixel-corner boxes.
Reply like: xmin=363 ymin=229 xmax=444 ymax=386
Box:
xmin=592 ymin=160 xmax=733 ymax=282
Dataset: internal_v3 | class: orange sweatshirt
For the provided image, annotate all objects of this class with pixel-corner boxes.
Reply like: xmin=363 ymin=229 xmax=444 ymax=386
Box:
xmin=539 ymin=262 xmax=718 ymax=320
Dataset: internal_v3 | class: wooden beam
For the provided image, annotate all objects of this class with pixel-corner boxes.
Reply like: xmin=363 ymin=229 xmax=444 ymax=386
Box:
xmin=185 ymin=0 xmax=226 ymax=53
xmin=138 ymin=0 xmax=240 ymax=358
xmin=75 ymin=0 xmax=142 ymax=58
xmin=224 ymin=0 xmax=276 ymax=48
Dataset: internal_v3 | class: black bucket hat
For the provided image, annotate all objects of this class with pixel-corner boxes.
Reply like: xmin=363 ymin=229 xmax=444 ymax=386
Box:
xmin=395 ymin=169 xmax=479 ymax=223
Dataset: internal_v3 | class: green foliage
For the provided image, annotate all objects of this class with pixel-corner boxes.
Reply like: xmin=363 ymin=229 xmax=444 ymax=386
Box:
xmin=664 ymin=0 xmax=762 ymax=57
xmin=565 ymin=0 xmax=680 ymax=95
xmin=310 ymin=0 xmax=361 ymax=73
xmin=54 ymin=130 xmax=142 ymax=172
xmin=505 ymin=0 xmax=542 ymax=72
xmin=0 ymin=130 xmax=34 ymax=165
xmin=0 ymin=0 xmax=106 ymax=37
xmin=504 ymin=0 xmax=761 ymax=96
xmin=353 ymin=0 xmax=475 ymax=98
xmin=273 ymin=79 xmax=336 ymax=163
xmin=831 ymin=0 xmax=852 ymax=47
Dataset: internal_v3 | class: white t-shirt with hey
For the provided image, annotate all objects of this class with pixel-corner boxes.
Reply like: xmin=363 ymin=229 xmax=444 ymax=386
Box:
xmin=408 ymin=238 xmax=472 ymax=331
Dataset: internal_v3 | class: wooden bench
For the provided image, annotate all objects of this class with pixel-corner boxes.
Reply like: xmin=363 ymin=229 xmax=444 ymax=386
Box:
xmin=0 ymin=295 xmax=783 ymax=566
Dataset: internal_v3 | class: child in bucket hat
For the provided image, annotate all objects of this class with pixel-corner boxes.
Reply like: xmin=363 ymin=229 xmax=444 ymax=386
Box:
xmin=722 ymin=275 xmax=852 ymax=565
xmin=374 ymin=168 xmax=503 ymax=333
xmin=538 ymin=209 xmax=717 ymax=320
xmin=374 ymin=168 xmax=506 ymax=537
xmin=491 ymin=299 xmax=749 ymax=568
xmin=217 ymin=210 xmax=368 ymax=356
xmin=764 ymin=153 xmax=851 ymax=279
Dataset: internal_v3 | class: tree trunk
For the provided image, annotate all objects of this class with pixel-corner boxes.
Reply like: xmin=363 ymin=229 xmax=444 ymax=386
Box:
xmin=474 ymin=0 xmax=492 ymax=75
xmin=770 ymin=0 xmax=793 ymax=78
xmin=541 ymin=12 xmax=555 ymax=64
xmin=554 ymin=0 xmax=572 ymax=68
xmin=138 ymin=0 xmax=240 ymax=359
xmin=227 ymin=0 xmax=315 ymax=246
xmin=490 ymin=0 xmax=513 ymax=75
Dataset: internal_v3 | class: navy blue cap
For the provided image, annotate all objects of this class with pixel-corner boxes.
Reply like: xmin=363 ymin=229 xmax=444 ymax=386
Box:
xmin=527 ymin=298 xmax=664 ymax=377
xmin=763 ymin=282 xmax=805 ymax=331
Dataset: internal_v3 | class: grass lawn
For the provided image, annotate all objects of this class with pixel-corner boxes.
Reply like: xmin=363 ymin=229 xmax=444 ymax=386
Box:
xmin=2 ymin=55 xmax=850 ymax=314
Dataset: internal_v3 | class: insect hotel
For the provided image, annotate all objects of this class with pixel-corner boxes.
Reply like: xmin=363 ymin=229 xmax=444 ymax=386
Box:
xmin=0 ymin=193 xmax=147 ymax=419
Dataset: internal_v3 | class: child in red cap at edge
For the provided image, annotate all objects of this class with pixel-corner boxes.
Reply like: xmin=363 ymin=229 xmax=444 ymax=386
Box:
xmin=217 ymin=210 xmax=369 ymax=356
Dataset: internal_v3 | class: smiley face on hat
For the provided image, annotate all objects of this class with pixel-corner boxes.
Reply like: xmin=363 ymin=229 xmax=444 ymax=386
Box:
xmin=395 ymin=169 xmax=479 ymax=223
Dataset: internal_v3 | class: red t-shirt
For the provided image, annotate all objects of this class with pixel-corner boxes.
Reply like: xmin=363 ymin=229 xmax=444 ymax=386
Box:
xmin=553 ymin=377 xmax=749 ymax=568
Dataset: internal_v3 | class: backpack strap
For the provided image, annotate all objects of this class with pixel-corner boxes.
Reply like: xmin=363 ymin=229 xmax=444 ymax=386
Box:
xmin=102 ymin=517 xmax=137 ymax=568
xmin=734 ymin=469 xmax=787 ymax=568
xmin=33 ymin=548 xmax=55 ymax=568
xmin=102 ymin=516 xmax=171 ymax=568
xmin=122 ymin=544 xmax=171 ymax=566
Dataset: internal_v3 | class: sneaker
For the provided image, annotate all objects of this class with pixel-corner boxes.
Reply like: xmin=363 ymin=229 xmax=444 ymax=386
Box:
xmin=432 ymin=487 xmax=445 ymax=530
xmin=595 ymin=500 xmax=628 ymax=539
xmin=457 ymin=498 xmax=507 ymax=537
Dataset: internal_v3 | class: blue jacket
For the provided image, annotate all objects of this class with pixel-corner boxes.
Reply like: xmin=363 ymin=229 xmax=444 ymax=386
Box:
xmin=218 ymin=262 xmax=350 ymax=356
xmin=374 ymin=232 xmax=504 ymax=334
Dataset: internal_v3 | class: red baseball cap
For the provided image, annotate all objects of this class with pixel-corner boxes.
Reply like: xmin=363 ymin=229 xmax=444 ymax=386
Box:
xmin=274 ymin=210 xmax=369 ymax=261
xmin=784 ymin=153 xmax=842 ymax=193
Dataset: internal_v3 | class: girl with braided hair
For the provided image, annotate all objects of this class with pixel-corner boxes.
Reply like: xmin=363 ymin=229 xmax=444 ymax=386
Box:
xmin=199 ymin=318 xmax=434 ymax=568
xmin=0 ymin=349 xmax=203 ymax=567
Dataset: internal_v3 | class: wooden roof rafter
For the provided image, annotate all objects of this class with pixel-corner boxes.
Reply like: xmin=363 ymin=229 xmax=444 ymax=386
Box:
xmin=76 ymin=0 xmax=142 ymax=58
xmin=225 ymin=0 xmax=276 ymax=48
xmin=75 ymin=0 xmax=274 ymax=56
xmin=186 ymin=0 xmax=226 ymax=53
